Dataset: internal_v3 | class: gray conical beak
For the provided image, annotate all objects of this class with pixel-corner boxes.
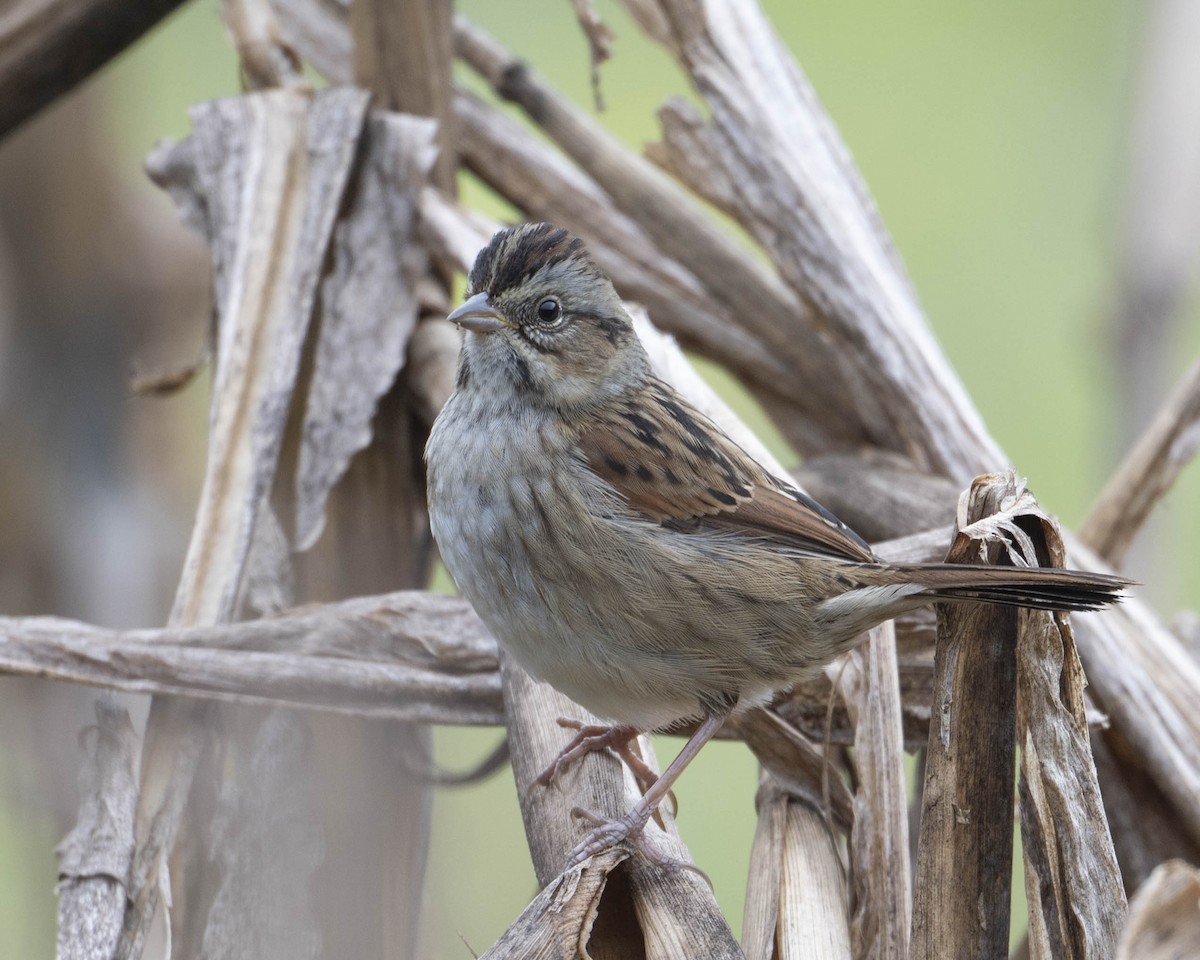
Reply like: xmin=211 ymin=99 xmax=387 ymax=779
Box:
xmin=447 ymin=292 xmax=509 ymax=333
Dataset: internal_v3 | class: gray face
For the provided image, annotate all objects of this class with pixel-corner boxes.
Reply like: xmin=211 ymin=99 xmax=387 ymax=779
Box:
xmin=451 ymin=223 xmax=649 ymax=411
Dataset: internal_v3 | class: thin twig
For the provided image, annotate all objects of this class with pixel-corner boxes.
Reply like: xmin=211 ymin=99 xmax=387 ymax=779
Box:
xmin=568 ymin=0 xmax=614 ymax=111
xmin=620 ymin=0 xmax=1003 ymax=480
xmin=1079 ymin=358 xmax=1200 ymax=567
xmin=222 ymin=0 xmax=306 ymax=90
xmin=0 ymin=0 xmax=187 ymax=140
xmin=451 ymin=15 xmax=877 ymax=458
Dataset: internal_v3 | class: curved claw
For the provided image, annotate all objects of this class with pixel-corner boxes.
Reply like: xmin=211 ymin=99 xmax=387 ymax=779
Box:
xmin=565 ymin=806 xmax=712 ymax=887
xmin=528 ymin=720 xmax=659 ymax=797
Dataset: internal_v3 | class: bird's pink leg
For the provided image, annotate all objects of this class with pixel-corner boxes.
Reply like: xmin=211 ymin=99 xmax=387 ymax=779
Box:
xmin=565 ymin=710 xmax=728 ymax=870
xmin=530 ymin=719 xmax=659 ymax=796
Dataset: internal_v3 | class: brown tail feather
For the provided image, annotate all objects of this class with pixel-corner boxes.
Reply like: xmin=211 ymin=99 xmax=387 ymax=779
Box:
xmin=891 ymin=563 xmax=1131 ymax=613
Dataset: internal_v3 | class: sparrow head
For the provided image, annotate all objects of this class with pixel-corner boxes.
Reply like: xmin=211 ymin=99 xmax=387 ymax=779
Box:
xmin=448 ymin=223 xmax=649 ymax=411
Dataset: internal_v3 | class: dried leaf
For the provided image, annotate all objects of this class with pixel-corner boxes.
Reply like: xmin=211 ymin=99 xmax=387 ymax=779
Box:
xmin=1015 ymin=518 xmax=1125 ymax=959
xmin=294 ymin=113 xmax=438 ymax=549
xmin=149 ymin=86 xmax=371 ymax=625
xmin=500 ymin=660 xmax=742 ymax=958
xmin=479 ymin=852 xmax=628 ymax=960
xmin=237 ymin=501 xmax=295 ymax=618
xmin=743 ymin=774 xmax=851 ymax=960
xmin=911 ymin=475 xmax=1021 ymax=960
xmin=119 ymin=87 xmax=372 ymax=958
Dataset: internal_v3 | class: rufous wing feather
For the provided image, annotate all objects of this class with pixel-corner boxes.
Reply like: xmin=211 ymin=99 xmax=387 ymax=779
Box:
xmin=576 ymin=378 xmax=874 ymax=562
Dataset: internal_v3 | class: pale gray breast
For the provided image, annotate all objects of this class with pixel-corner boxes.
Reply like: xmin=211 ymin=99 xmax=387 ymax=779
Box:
xmin=427 ymin=392 xmax=577 ymax=647
xmin=429 ymin=391 xmax=687 ymax=723
xmin=427 ymin=390 xmax=832 ymax=728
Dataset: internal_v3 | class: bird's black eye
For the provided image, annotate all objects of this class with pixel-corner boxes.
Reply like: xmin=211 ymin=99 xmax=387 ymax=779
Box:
xmin=536 ymin=298 xmax=562 ymax=325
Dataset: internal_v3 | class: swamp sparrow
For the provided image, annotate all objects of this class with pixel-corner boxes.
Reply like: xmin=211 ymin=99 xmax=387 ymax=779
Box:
xmin=425 ymin=223 xmax=1126 ymax=869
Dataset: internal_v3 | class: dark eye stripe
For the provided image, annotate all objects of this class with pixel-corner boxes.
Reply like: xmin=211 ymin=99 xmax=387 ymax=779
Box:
xmin=570 ymin=309 xmax=628 ymax=345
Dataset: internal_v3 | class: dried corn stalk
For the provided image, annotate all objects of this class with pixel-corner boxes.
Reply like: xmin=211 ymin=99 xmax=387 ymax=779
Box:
xmin=0 ymin=0 xmax=1190 ymax=957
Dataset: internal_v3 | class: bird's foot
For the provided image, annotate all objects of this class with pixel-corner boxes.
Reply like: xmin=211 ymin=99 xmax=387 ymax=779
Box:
xmin=565 ymin=806 xmax=709 ymax=884
xmin=530 ymin=719 xmax=659 ymax=796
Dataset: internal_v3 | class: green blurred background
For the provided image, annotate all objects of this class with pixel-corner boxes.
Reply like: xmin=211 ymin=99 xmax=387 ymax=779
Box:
xmin=1 ymin=0 xmax=1196 ymax=956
